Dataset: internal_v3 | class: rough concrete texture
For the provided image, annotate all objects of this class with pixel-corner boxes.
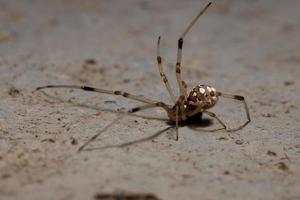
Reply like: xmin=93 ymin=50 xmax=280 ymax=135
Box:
xmin=0 ymin=0 xmax=300 ymax=199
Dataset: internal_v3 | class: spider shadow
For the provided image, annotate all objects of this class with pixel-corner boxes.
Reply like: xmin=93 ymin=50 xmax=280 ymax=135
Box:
xmin=167 ymin=113 xmax=212 ymax=128
xmin=84 ymin=113 xmax=225 ymax=152
xmin=163 ymin=112 xmax=225 ymax=139
xmin=36 ymin=90 xmax=224 ymax=151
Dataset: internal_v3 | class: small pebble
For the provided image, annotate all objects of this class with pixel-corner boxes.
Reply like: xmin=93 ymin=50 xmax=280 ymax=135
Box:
xmin=283 ymin=81 xmax=294 ymax=86
xmin=217 ymin=137 xmax=228 ymax=141
xmin=224 ymin=170 xmax=230 ymax=175
xmin=235 ymin=140 xmax=244 ymax=145
xmin=42 ymin=138 xmax=55 ymax=143
xmin=267 ymin=150 xmax=277 ymax=156
xmin=275 ymin=162 xmax=289 ymax=171
xmin=84 ymin=58 xmax=97 ymax=65
xmin=8 ymin=87 xmax=20 ymax=97
xmin=71 ymin=138 xmax=78 ymax=145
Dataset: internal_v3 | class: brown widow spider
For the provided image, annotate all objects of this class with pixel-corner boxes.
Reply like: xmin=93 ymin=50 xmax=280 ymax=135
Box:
xmin=36 ymin=2 xmax=250 ymax=151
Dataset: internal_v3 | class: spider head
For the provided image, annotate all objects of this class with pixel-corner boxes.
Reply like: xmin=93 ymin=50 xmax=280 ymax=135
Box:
xmin=186 ymin=84 xmax=218 ymax=110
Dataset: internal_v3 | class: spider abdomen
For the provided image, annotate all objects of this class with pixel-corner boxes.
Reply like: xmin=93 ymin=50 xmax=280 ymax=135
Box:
xmin=187 ymin=84 xmax=218 ymax=110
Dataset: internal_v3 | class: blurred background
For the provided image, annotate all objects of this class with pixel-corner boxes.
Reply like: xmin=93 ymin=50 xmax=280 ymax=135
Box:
xmin=0 ymin=0 xmax=299 ymax=200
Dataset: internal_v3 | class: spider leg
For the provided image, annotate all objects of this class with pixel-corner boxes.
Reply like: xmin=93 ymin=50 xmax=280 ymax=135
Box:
xmin=175 ymin=37 xmax=186 ymax=97
xmin=157 ymin=36 xmax=177 ymax=103
xmin=36 ymin=85 xmax=174 ymax=151
xmin=185 ymin=106 xmax=202 ymax=117
xmin=129 ymin=103 xmax=172 ymax=114
xmin=203 ymin=110 xmax=227 ymax=130
xmin=178 ymin=95 xmax=187 ymax=121
xmin=36 ymin=85 xmax=157 ymax=105
xmin=182 ymin=80 xmax=188 ymax=91
xmin=175 ymin=104 xmax=179 ymax=141
xmin=129 ymin=103 xmax=186 ymax=140
xmin=78 ymin=103 xmax=173 ymax=152
xmin=185 ymin=107 xmax=226 ymax=132
xmin=85 ymin=126 xmax=174 ymax=151
xmin=175 ymin=2 xmax=212 ymax=97
xmin=78 ymin=114 xmax=124 ymax=152
xmin=188 ymin=126 xmax=226 ymax=133
xmin=217 ymin=92 xmax=251 ymax=131
xmin=180 ymin=2 xmax=212 ymax=39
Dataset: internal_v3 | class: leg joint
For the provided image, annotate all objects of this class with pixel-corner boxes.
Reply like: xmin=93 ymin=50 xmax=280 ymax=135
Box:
xmin=81 ymin=86 xmax=95 ymax=91
xmin=129 ymin=107 xmax=140 ymax=113
xmin=123 ymin=92 xmax=129 ymax=97
xmin=178 ymin=38 xmax=183 ymax=49
xmin=234 ymin=95 xmax=244 ymax=100
xmin=157 ymin=56 xmax=162 ymax=64
xmin=156 ymin=102 xmax=163 ymax=106
xmin=176 ymin=66 xmax=181 ymax=73
xmin=114 ymin=91 xmax=122 ymax=95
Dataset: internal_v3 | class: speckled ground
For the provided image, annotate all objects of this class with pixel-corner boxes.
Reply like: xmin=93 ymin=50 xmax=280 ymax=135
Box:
xmin=0 ymin=0 xmax=300 ymax=200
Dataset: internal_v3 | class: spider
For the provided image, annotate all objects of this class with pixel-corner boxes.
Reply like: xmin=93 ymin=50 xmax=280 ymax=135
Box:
xmin=36 ymin=2 xmax=250 ymax=151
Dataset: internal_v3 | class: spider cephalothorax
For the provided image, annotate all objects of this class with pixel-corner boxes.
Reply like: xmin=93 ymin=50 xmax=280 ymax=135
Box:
xmin=169 ymin=84 xmax=218 ymax=121
xmin=36 ymin=2 xmax=250 ymax=151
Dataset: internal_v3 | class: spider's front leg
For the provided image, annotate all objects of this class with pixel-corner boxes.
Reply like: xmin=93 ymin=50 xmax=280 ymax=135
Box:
xmin=175 ymin=38 xmax=186 ymax=97
xmin=175 ymin=2 xmax=212 ymax=97
xmin=174 ymin=96 xmax=188 ymax=140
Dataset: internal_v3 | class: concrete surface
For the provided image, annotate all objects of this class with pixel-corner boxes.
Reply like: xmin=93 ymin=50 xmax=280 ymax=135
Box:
xmin=1 ymin=0 xmax=300 ymax=199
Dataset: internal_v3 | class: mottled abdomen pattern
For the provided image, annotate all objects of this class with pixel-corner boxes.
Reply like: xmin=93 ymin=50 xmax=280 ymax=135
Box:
xmin=186 ymin=84 xmax=218 ymax=110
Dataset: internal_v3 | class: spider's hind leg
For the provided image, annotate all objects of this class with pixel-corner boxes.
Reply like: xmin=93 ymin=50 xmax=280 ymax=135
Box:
xmin=203 ymin=110 xmax=227 ymax=130
xmin=78 ymin=102 xmax=173 ymax=152
xmin=217 ymin=92 xmax=251 ymax=131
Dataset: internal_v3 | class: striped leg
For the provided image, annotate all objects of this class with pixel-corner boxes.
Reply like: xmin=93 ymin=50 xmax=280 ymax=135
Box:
xmin=129 ymin=103 xmax=182 ymax=142
xmin=36 ymin=85 xmax=175 ymax=151
xmin=78 ymin=102 xmax=172 ymax=152
xmin=185 ymin=106 xmax=203 ymax=117
xmin=182 ymin=80 xmax=187 ymax=93
xmin=157 ymin=37 xmax=177 ymax=103
xmin=175 ymin=104 xmax=179 ymax=141
xmin=203 ymin=110 xmax=227 ymax=130
xmin=178 ymin=95 xmax=187 ymax=121
xmin=78 ymin=114 xmax=124 ymax=152
xmin=175 ymin=38 xmax=186 ymax=97
xmin=36 ymin=85 xmax=157 ymax=105
xmin=129 ymin=102 xmax=172 ymax=114
xmin=175 ymin=2 xmax=212 ymax=97
xmin=217 ymin=92 xmax=251 ymax=131
xmin=85 ymin=126 xmax=174 ymax=151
